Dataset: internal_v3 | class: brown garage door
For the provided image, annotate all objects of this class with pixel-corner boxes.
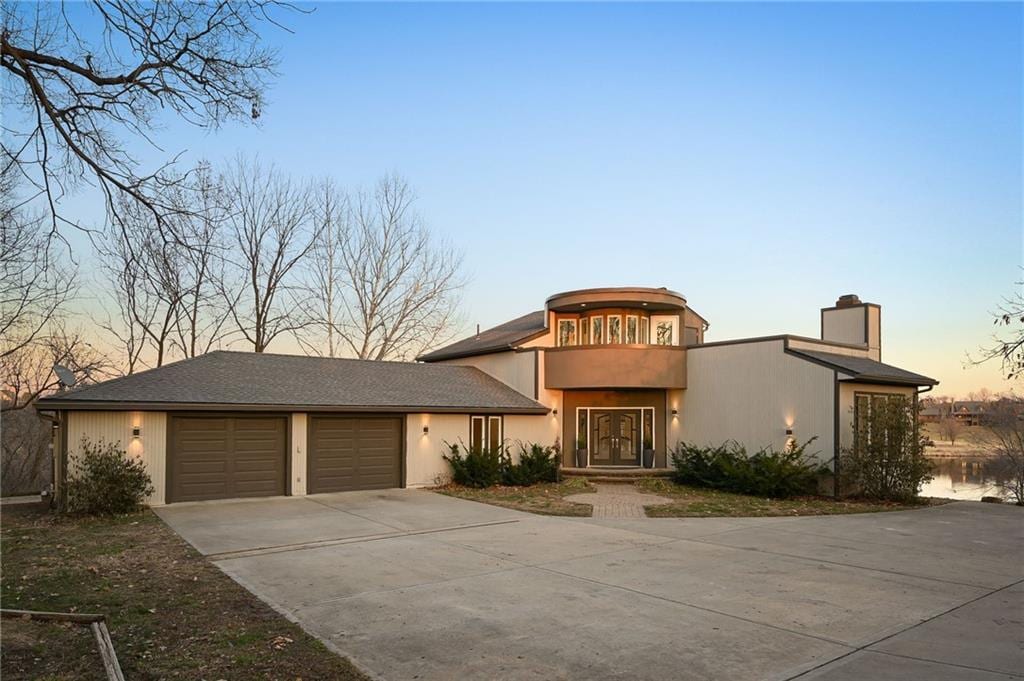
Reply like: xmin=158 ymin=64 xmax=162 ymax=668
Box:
xmin=169 ymin=415 xmax=287 ymax=502
xmin=308 ymin=416 xmax=402 ymax=493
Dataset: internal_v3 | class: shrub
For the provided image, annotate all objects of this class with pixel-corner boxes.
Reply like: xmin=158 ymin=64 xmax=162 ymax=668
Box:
xmin=61 ymin=438 xmax=154 ymax=515
xmin=444 ymin=441 xmax=559 ymax=487
xmin=840 ymin=395 xmax=932 ymax=502
xmin=502 ymin=443 xmax=559 ymax=486
xmin=670 ymin=438 xmax=824 ymax=498
xmin=443 ymin=443 xmax=503 ymax=488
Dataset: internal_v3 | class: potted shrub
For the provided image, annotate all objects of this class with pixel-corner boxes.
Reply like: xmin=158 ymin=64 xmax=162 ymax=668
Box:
xmin=642 ymin=438 xmax=655 ymax=468
xmin=575 ymin=438 xmax=587 ymax=468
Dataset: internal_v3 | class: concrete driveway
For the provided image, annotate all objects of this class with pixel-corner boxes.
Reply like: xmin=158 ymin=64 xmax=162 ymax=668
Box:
xmin=156 ymin=491 xmax=1024 ymax=681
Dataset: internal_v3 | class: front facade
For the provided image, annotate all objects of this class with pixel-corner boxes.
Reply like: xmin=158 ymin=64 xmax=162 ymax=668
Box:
xmin=39 ymin=287 xmax=936 ymax=505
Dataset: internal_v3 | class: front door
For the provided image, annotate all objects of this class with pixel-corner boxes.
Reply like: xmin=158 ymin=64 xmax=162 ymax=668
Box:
xmin=589 ymin=410 xmax=640 ymax=466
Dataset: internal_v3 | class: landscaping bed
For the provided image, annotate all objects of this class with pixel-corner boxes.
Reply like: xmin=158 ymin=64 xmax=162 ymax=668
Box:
xmin=0 ymin=503 xmax=368 ymax=680
xmin=637 ymin=479 xmax=945 ymax=517
xmin=437 ymin=478 xmax=596 ymax=516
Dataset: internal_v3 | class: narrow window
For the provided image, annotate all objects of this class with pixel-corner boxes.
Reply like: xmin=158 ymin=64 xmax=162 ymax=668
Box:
xmin=607 ymin=315 xmax=622 ymax=344
xmin=557 ymin=319 xmax=577 ymax=347
xmin=591 ymin=316 xmax=604 ymax=344
xmin=652 ymin=315 xmax=678 ymax=345
xmin=488 ymin=416 xmax=503 ymax=451
xmin=626 ymin=315 xmax=638 ymax=344
xmin=640 ymin=317 xmax=650 ymax=344
xmin=470 ymin=416 xmax=486 ymax=452
xmin=580 ymin=317 xmax=590 ymax=345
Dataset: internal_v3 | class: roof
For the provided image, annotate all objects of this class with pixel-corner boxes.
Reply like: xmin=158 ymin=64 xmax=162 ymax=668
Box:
xmin=417 ymin=311 xmax=547 ymax=362
xmin=36 ymin=351 xmax=548 ymax=414
xmin=788 ymin=349 xmax=938 ymax=386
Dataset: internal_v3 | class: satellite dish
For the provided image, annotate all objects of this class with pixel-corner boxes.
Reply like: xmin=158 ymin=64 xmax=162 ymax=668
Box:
xmin=53 ymin=364 xmax=77 ymax=389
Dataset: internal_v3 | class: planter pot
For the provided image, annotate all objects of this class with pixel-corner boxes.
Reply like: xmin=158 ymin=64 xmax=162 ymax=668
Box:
xmin=642 ymin=448 xmax=655 ymax=469
xmin=575 ymin=449 xmax=588 ymax=468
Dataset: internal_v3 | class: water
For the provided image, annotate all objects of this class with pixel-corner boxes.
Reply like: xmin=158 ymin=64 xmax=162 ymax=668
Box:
xmin=920 ymin=456 xmax=1006 ymax=501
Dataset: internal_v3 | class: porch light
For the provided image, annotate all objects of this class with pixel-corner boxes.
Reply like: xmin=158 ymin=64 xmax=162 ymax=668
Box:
xmin=671 ymin=409 xmax=678 ymax=416
xmin=785 ymin=428 xmax=793 ymax=436
xmin=423 ymin=426 xmax=429 ymax=435
xmin=552 ymin=408 xmax=558 ymax=416
xmin=132 ymin=426 xmax=141 ymax=438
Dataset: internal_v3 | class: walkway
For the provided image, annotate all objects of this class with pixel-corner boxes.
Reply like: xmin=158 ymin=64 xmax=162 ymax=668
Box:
xmin=564 ymin=482 xmax=673 ymax=518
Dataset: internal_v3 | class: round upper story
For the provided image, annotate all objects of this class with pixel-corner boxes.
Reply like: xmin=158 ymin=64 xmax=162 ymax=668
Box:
xmin=544 ymin=287 xmax=704 ymax=348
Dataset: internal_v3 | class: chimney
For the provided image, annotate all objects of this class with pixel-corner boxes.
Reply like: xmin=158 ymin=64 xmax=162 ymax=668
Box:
xmin=821 ymin=294 xmax=881 ymax=361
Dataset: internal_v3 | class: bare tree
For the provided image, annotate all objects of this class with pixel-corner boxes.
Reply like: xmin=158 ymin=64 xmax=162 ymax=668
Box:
xmin=1 ymin=407 xmax=51 ymax=496
xmin=309 ymin=175 xmax=463 ymax=361
xmin=1 ymin=0 xmax=292 ymax=238
xmin=298 ymin=178 xmax=348 ymax=357
xmin=0 ymin=166 xmax=76 ymax=361
xmin=1 ymin=324 xmax=112 ymax=410
xmin=937 ymin=416 xmax=964 ymax=447
xmin=973 ymin=279 xmax=1024 ymax=380
xmin=988 ymin=407 xmax=1024 ymax=505
xmin=221 ymin=156 xmax=318 ymax=352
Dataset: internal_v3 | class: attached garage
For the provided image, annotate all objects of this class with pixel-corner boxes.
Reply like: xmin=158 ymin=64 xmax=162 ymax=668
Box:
xmin=169 ymin=415 xmax=287 ymax=502
xmin=308 ymin=416 xmax=403 ymax=493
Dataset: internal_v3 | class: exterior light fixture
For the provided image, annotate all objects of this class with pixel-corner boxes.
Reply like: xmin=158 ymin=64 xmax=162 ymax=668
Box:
xmin=132 ymin=426 xmax=141 ymax=438
xmin=785 ymin=428 xmax=793 ymax=436
xmin=422 ymin=426 xmax=429 ymax=435
xmin=671 ymin=409 xmax=678 ymax=416
xmin=552 ymin=408 xmax=558 ymax=416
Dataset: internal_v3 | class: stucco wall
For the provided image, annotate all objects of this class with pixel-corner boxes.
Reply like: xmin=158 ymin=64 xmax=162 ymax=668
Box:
xmin=679 ymin=340 xmax=836 ymax=465
xmin=291 ymin=413 xmax=307 ymax=496
xmin=66 ymin=411 xmax=168 ymax=506
xmin=437 ymin=350 xmax=537 ymax=398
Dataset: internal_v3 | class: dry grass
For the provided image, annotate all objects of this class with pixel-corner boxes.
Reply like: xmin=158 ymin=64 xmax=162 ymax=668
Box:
xmin=436 ymin=478 xmax=595 ymax=516
xmin=0 ymin=503 xmax=368 ymax=681
xmin=638 ymin=478 xmax=947 ymax=517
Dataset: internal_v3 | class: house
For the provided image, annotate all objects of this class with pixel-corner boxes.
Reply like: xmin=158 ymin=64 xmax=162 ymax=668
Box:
xmin=951 ymin=401 xmax=990 ymax=426
xmin=38 ymin=288 xmax=936 ymax=505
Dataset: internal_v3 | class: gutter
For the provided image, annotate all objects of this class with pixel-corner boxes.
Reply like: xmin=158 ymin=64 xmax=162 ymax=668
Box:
xmin=33 ymin=400 xmax=550 ymax=415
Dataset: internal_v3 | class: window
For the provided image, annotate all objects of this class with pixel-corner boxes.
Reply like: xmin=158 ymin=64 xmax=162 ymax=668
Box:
xmin=591 ymin=316 xmax=604 ymax=344
xmin=683 ymin=326 xmax=700 ymax=346
xmin=557 ymin=319 xmax=577 ymax=347
xmin=854 ymin=392 xmax=909 ymax=452
xmin=470 ymin=415 xmax=504 ymax=452
xmin=640 ymin=317 xmax=650 ymax=344
xmin=652 ymin=315 xmax=678 ymax=345
xmin=580 ymin=318 xmax=590 ymax=345
xmin=626 ymin=315 xmax=638 ymax=344
xmin=607 ymin=315 xmax=622 ymax=344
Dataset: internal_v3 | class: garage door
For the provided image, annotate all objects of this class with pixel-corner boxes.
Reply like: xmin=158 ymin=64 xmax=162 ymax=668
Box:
xmin=308 ymin=416 xmax=402 ymax=493
xmin=169 ymin=415 xmax=287 ymax=502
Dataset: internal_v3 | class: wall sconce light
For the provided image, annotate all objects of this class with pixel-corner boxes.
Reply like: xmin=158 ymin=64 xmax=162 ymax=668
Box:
xmin=422 ymin=426 xmax=429 ymax=435
xmin=671 ymin=409 xmax=678 ymax=416
xmin=785 ymin=428 xmax=793 ymax=436
xmin=552 ymin=408 xmax=558 ymax=416
xmin=132 ymin=426 xmax=141 ymax=438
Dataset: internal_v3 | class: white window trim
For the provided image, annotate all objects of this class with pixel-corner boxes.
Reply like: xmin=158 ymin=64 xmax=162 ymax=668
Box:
xmin=591 ymin=316 xmax=604 ymax=345
xmin=651 ymin=315 xmax=679 ymax=346
xmin=557 ymin=318 xmax=577 ymax=347
xmin=626 ymin=315 xmax=639 ymax=344
xmin=607 ymin=315 xmax=622 ymax=344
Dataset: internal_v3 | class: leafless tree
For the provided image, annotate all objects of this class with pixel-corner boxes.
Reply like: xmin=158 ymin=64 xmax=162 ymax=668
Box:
xmin=221 ymin=156 xmax=318 ymax=352
xmin=972 ymin=279 xmax=1024 ymax=381
xmin=305 ymin=175 xmax=463 ymax=361
xmin=1 ymin=0 xmax=293 ymax=239
xmin=298 ymin=178 xmax=348 ymax=357
xmin=937 ymin=416 xmax=964 ymax=447
xmin=0 ymin=166 xmax=76 ymax=361
xmin=0 ymin=406 xmax=51 ymax=496
xmin=987 ymin=407 xmax=1024 ymax=505
xmin=1 ymin=324 xmax=112 ymax=411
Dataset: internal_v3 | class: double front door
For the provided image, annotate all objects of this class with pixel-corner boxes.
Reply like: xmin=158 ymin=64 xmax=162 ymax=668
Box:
xmin=590 ymin=409 xmax=640 ymax=466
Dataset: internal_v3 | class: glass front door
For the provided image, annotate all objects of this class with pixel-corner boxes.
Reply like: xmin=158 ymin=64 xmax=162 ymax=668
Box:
xmin=588 ymin=409 xmax=641 ymax=466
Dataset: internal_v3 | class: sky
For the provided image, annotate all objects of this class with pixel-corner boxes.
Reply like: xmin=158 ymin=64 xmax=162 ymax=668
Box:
xmin=27 ymin=1 xmax=1024 ymax=397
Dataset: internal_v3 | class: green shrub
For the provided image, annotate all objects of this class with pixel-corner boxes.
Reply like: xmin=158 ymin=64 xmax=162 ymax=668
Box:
xmin=61 ymin=438 xmax=154 ymax=515
xmin=841 ymin=395 xmax=932 ymax=502
xmin=443 ymin=443 xmax=503 ymax=488
xmin=502 ymin=443 xmax=559 ymax=486
xmin=670 ymin=438 xmax=824 ymax=497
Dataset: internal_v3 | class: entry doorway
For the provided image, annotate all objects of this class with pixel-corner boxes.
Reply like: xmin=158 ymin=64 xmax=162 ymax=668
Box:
xmin=590 ymin=410 xmax=640 ymax=466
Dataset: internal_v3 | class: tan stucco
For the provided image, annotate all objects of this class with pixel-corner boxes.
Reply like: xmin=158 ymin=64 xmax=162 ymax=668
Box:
xmin=680 ymin=340 xmax=836 ymax=465
xmin=544 ymin=346 xmax=686 ymax=390
xmin=821 ymin=304 xmax=880 ymax=361
xmin=291 ymin=413 xmax=308 ymax=496
xmin=66 ymin=411 xmax=168 ymax=506
xmin=436 ymin=350 xmax=537 ymax=398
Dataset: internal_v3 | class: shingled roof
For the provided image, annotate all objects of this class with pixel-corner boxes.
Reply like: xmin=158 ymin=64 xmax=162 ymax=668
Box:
xmin=36 ymin=351 xmax=548 ymax=413
xmin=418 ymin=310 xmax=547 ymax=362
xmin=789 ymin=349 xmax=937 ymax=386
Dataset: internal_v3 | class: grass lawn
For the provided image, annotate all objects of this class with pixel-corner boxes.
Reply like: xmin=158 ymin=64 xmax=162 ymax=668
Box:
xmin=638 ymin=478 xmax=945 ymax=517
xmin=436 ymin=478 xmax=595 ymax=516
xmin=1 ymin=503 xmax=368 ymax=681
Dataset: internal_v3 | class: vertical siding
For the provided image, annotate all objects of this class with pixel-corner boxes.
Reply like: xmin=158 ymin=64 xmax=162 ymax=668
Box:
xmin=66 ymin=411 xmax=167 ymax=505
xmin=680 ymin=341 xmax=836 ymax=465
xmin=822 ymin=306 xmax=866 ymax=347
xmin=504 ymin=414 xmax=559 ymax=451
xmin=404 ymin=414 xmax=469 ymax=487
xmin=291 ymin=413 xmax=307 ymax=496
xmin=438 ymin=350 xmax=537 ymax=398
xmin=837 ymin=383 xmax=916 ymax=451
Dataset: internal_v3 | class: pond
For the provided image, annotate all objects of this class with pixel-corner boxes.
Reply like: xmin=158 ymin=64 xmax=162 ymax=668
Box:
xmin=921 ymin=456 xmax=1007 ymax=501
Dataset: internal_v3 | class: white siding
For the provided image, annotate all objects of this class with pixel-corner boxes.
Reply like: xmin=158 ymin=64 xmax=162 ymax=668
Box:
xmin=679 ymin=340 xmax=836 ymax=465
xmin=787 ymin=337 xmax=870 ymax=358
xmin=822 ymin=306 xmax=867 ymax=347
xmin=66 ymin=411 xmax=168 ymax=506
xmin=437 ymin=350 xmax=537 ymax=398
xmin=291 ymin=413 xmax=307 ymax=496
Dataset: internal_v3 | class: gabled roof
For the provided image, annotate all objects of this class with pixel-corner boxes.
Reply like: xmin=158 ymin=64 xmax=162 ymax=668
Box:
xmin=36 ymin=351 xmax=548 ymax=414
xmin=418 ymin=310 xmax=547 ymax=362
xmin=788 ymin=349 xmax=937 ymax=387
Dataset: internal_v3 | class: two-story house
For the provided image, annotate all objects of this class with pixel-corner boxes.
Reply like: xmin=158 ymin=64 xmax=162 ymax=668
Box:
xmin=39 ymin=287 xmax=935 ymax=504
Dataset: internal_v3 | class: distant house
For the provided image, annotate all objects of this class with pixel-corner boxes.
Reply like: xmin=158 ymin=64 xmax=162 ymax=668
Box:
xmin=919 ymin=403 xmax=950 ymax=423
xmin=951 ymin=401 xmax=990 ymax=426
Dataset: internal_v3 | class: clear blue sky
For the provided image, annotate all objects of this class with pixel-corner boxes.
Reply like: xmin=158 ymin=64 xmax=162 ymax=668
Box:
xmin=56 ymin=2 xmax=1024 ymax=396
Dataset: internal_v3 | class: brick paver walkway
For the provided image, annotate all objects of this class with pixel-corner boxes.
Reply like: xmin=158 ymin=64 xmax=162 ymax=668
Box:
xmin=564 ymin=482 xmax=673 ymax=518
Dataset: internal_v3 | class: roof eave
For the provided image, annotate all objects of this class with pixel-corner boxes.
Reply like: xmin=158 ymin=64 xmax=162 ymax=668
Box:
xmin=33 ymin=399 xmax=550 ymax=415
